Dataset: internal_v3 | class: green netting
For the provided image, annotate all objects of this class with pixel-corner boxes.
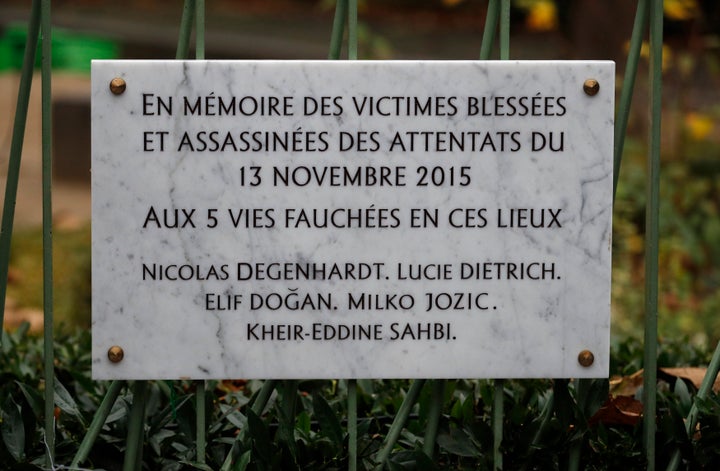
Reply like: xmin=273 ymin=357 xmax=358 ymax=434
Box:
xmin=0 ymin=38 xmax=14 ymax=71
xmin=1 ymin=23 xmax=119 ymax=72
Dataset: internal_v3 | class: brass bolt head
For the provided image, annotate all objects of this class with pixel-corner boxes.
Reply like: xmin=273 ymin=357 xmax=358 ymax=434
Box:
xmin=108 ymin=345 xmax=125 ymax=363
xmin=109 ymin=77 xmax=126 ymax=95
xmin=578 ymin=350 xmax=595 ymax=367
xmin=583 ymin=79 xmax=600 ymax=96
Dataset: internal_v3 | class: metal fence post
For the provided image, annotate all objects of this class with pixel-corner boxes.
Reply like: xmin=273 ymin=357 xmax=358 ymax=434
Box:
xmin=492 ymin=380 xmax=504 ymax=470
xmin=196 ymin=0 xmax=205 ymax=60
xmin=479 ymin=0 xmax=500 ymax=60
xmin=614 ymin=0 xmax=649 ymax=198
xmin=71 ymin=381 xmax=125 ymax=467
xmin=176 ymin=0 xmax=196 ymax=60
xmin=375 ymin=379 xmax=426 ymax=469
xmin=348 ymin=379 xmax=358 ymax=471
xmin=0 ymin=0 xmax=41 ymax=332
xmin=124 ymin=381 xmax=149 ymax=471
xmin=40 ymin=0 xmax=55 ymax=466
xmin=423 ymin=380 xmax=445 ymax=459
xmin=348 ymin=0 xmax=358 ymax=60
xmin=499 ymin=0 xmax=510 ymax=61
xmin=329 ymin=0 xmax=348 ymax=60
xmin=643 ymin=0 xmax=664 ymax=468
xmin=491 ymin=4 xmax=511 ymax=468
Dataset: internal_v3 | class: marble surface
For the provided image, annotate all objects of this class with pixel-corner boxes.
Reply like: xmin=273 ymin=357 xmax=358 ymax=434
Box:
xmin=92 ymin=60 xmax=614 ymax=379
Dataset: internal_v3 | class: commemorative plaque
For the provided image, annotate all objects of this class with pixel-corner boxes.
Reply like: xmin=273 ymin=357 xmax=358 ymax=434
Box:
xmin=92 ymin=60 xmax=614 ymax=379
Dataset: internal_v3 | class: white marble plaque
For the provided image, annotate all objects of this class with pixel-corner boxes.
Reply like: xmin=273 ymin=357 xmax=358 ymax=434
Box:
xmin=92 ymin=60 xmax=613 ymax=380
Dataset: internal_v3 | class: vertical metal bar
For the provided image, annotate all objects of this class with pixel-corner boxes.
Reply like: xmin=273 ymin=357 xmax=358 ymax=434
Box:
xmin=480 ymin=0 xmax=500 ymax=60
xmin=567 ymin=378 xmax=591 ymax=471
xmin=123 ymin=381 xmax=148 ymax=471
xmin=348 ymin=379 xmax=358 ymax=471
xmin=328 ymin=0 xmax=348 ymax=60
xmin=423 ymin=380 xmax=445 ymax=459
xmin=40 ymin=0 xmax=54 ymax=466
xmin=195 ymin=0 xmax=205 ymax=60
xmin=613 ymin=0 xmax=648 ymax=199
xmin=520 ymin=387 xmax=555 ymax=471
xmin=493 ymin=379 xmax=504 ymax=470
xmin=499 ymin=0 xmax=511 ymax=60
xmin=643 ymin=0 xmax=663 ymax=468
xmin=491 ymin=8 xmax=511 ymax=466
xmin=0 ymin=0 xmax=41 ymax=330
xmin=193 ymin=2 xmax=206 ymax=463
xmin=196 ymin=381 xmax=207 ymax=464
xmin=343 ymin=6 xmax=358 ymax=466
xmin=71 ymin=381 xmax=125 ymax=467
xmin=348 ymin=0 xmax=358 ymax=60
xmin=176 ymin=0 xmax=196 ymax=60
xmin=251 ymin=379 xmax=277 ymax=415
xmin=375 ymin=379 xmax=426 ymax=470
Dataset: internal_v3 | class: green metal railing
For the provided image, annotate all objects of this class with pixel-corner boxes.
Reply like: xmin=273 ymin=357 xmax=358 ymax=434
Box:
xmin=2 ymin=0 xmax=720 ymax=469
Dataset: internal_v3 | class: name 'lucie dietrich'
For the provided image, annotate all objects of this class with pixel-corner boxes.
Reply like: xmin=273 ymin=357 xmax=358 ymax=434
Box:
xmin=143 ymin=261 xmax=556 ymax=282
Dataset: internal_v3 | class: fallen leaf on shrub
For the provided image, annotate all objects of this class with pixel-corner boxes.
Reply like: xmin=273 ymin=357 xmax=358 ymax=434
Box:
xmin=659 ymin=367 xmax=720 ymax=392
xmin=217 ymin=379 xmax=248 ymax=394
xmin=589 ymin=395 xmax=643 ymax=427
xmin=609 ymin=370 xmax=644 ymax=396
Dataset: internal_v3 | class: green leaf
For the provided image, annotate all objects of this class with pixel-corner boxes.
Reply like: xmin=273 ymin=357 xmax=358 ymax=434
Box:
xmin=1 ymin=330 xmax=12 ymax=354
xmin=673 ymin=378 xmax=692 ymax=412
xmin=437 ymin=426 xmax=480 ymax=458
xmin=357 ymin=379 xmax=375 ymax=395
xmin=552 ymin=379 xmax=574 ymax=428
xmin=388 ymin=450 xmax=435 ymax=471
xmin=218 ymin=403 xmax=247 ymax=430
xmin=14 ymin=322 xmax=31 ymax=341
xmin=246 ymin=408 xmax=272 ymax=463
xmin=15 ymin=381 xmax=43 ymax=419
xmin=106 ymin=398 xmax=130 ymax=424
xmin=54 ymin=378 xmax=87 ymax=427
xmin=455 ymin=394 xmax=475 ymax=422
xmin=149 ymin=428 xmax=176 ymax=456
xmin=180 ymin=461 xmax=215 ymax=471
xmin=296 ymin=410 xmax=311 ymax=435
xmin=1 ymin=394 xmax=26 ymax=462
xmin=232 ymin=449 xmax=252 ymax=471
xmin=148 ymin=394 xmax=193 ymax=433
xmin=581 ymin=379 xmax=609 ymax=419
xmin=275 ymin=381 xmax=298 ymax=461
xmin=312 ymin=393 xmax=344 ymax=448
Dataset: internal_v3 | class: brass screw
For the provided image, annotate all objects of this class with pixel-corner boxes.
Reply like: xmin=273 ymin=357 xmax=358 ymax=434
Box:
xmin=108 ymin=346 xmax=125 ymax=363
xmin=109 ymin=77 xmax=126 ymax=95
xmin=578 ymin=350 xmax=595 ymax=367
xmin=583 ymin=79 xmax=600 ymax=96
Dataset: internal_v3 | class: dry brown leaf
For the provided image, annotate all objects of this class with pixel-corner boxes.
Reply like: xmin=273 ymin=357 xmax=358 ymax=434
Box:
xmin=217 ymin=379 xmax=248 ymax=394
xmin=589 ymin=395 xmax=643 ymax=427
xmin=609 ymin=367 xmax=720 ymax=399
xmin=659 ymin=367 xmax=720 ymax=393
xmin=609 ymin=369 xmax=644 ymax=397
